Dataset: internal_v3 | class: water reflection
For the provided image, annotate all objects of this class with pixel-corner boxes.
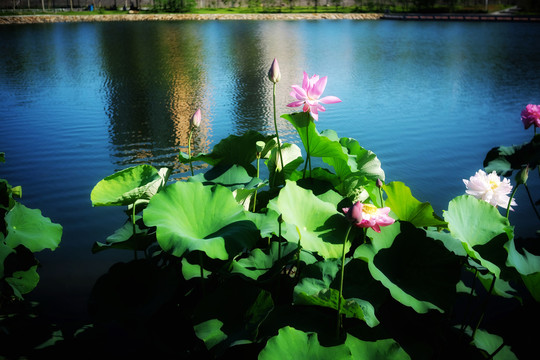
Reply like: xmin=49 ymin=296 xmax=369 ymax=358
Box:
xmin=99 ymin=22 xmax=211 ymax=178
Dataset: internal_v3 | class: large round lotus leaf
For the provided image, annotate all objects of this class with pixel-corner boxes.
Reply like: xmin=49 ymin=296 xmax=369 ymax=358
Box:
xmin=383 ymin=181 xmax=447 ymax=229
xmin=0 ymin=241 xmax=15 ymax=277
xmin=282 ymin=113 xmax=346 ymax=160
xmin=355 ymin=221 xmax=461 ymax=313
xmin=483 ymin=134 xmax=540 ymax=176
xmin=267 ymin=180 xmax=349 ymax=259
xmin=293 ymin=259 xmax=379 ymax=327
xmin=5 ymin=203 xmax=62 ymax=252
xmin=6 ymin=266 xmax=40 ymax=298
xmin=470 ymin=329 xmax=518 ymax=360
xmin=345 ymin=334 xmax=411 ymax=360
xmin=258 ymin=326 xmax=351 ymax=360
xmin=444 ymin=195 xmax=514 ymax=277
xmin=91 ymin=165 xmax=167 ymax=206
xmin=143 ymin=181 xmax=258 ymax=260
xmin=506 ymin=238 xmax=540 ymax=301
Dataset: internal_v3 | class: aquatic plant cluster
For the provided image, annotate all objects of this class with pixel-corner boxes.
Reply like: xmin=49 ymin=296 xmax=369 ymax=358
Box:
xmin=1 ymin=61 xmax=540 ymax=358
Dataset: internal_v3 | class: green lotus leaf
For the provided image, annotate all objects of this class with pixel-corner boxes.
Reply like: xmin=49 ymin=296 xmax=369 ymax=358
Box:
xmin=483 ymin=134 xmax=540 ymax=176
xmin=290 ymin=167 xmax=342 ymax=192
xmin=345 ymin=334 xmax=411 ymax=360
xmin=5 ymin=202 xmax=62 ymax=253
xmin=282 ymin=113 xmax=347 ymax=160
xmin=426 ymin=229 xmax=467 ymax=257
xmin=143 ymin=181 xmax=258 ymax=260
xmin=444 ymin=195 xmax=514 ymax=277
xmin=181 ymin=257 xmax=211 ymax=280
xmin=340 ymin=174 xmax=374 ymax=204
xmin=266 ymin=143 xmax=304 ymax=187
xmin=244 ymin=208 xmax=282 ymax=239
xmin=0 ymin=241 xmax=15 ymax=278
xmin=267 ymin=180 xmax=350 ymax=259
xmin=384 ymin=181 xmax=447 ymax=229
xmin=193 ymin=277 xmax=274 ymax=353
xmin=91 ymin=165 xmax=170 ymax=206
xmin=473 ymin=267 xmax=518 ymax=299
xmin=293 ymin=259 xmax=378 ymax=327
xmin=5 ymin=265 xmax=40 ymax=298
xmin=231 ymin=241 xmax=299 ymax=281
xmin=354 ymin=221 xmax=461 ymax=313
xmin=316 ymin=188 xmax=345 ymax=208
xmin=193 ymin=319 xmax=228 ymax=350
xmin=188 ymin=164 xmax=261 ymax=191
xmin=258 ymin=326 xmax=352 ymax=360
xmin=470 ymin=328 xmax=518 ymax=360
xmin=506 ymin=238 xmax=540 ymax=301
xmin=91 ymin=216 xmax=154 ymax=254
xmin=180 ymin=131 xmax=275 ymax=176
xmin=336 ymin=137 xmax=385 ymax=182
xmin=521 ymin=272 xmax=540 ymax=302
xmin=188 ymin=164 xmax=266 ymax=210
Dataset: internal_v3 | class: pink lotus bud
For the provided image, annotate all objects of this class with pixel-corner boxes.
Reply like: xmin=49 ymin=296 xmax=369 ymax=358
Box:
xmin=376 ymin=178 xmax=383 ymax=188
xmin=190 ymin=109 xmax=201 ymax=128
xmin=268 ymin=58 xmax=281 ymax=84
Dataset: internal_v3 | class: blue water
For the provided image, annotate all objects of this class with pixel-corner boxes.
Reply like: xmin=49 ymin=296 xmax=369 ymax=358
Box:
xmin=1 ymin=19 xmax=539 ymax=324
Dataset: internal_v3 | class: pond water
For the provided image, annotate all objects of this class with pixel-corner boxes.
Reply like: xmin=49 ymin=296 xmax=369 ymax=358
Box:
xmin=1 ymin=19 xmax=540 ymax=326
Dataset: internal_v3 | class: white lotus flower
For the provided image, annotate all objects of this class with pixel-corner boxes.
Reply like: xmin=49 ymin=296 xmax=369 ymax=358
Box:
xmin=463 ymin=170 xmax=517 ymax=210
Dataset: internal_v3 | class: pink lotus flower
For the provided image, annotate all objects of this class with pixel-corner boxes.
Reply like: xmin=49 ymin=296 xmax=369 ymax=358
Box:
xmin=342 ymin=202 xmax=395 ymax=233
xmin=287 ymin=71 xmax=342 ymax=121
xmin=521 ymin=104 xmax=540 ymax=129
xmin=463 ymin=169 xmax=517 ymax=210
xmin=190 ymin=109 xmax=201 ymax=128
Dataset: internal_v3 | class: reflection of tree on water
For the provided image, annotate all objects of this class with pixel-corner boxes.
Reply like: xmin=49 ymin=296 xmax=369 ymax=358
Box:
xmin=99 ymin=22 xmax=210 ymax=178
xmin=221 ymin=22 xmax=273 ymax=135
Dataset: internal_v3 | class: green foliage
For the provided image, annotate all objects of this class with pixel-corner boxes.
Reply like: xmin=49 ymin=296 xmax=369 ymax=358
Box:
xmin=259 ymin=326 xmax=351 ymax=359
xmin=1 ymin=156 xmax=63 ymax=302
xmin=6 ymin=71 xmax=540 ymax=358
xmin=153 ymin=0 xmax=197 ymax=13
xmin=79 ymin=104 xmax=539 ymax=358
xmin=143 ymin=181 xmax=259 ymax=260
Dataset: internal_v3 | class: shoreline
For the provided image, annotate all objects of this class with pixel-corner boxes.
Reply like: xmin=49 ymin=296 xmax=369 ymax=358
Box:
xmin=0 ymin=12 xmax=383 ymax=24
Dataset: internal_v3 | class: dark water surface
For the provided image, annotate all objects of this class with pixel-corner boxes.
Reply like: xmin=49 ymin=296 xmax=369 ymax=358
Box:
xmin=1 ymin=19 xmax=539 ymax=325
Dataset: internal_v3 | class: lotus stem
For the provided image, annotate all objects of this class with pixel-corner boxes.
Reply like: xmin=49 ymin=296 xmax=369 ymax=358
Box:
xmin=337 ymin=224 xmax=353 ymax=337
xmin=302 ymin=112 xmax=311 ymax=179
xmin=278 ymin=214 xmax=283 ymax=260
xmin=471 ymin=273 xmax=496 ymax=339
xmin=524 ymin=183 xmax=540 ymax=221
xmin=253 ymin=153 xmax=260 ymax=212
xmin=188 ymin=128 xmax=194 ymax=177
xmin=505 ymin=184 xmax=519 ymax=219
xmin=295 ymin=226 xmax=302 ymax=273
xmin=273 ymin=83 xmax=285 ymax=178
xmin=461 ymin=259 xmax=477 ymax=332
xmin=199 ymin=251 xmax=205 ymax=293
xmin=132 ymin=202 xmax=137 ymax=259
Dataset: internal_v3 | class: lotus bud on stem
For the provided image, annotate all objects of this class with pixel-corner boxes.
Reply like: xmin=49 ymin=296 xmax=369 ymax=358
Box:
xmin=268 ymin=58 xmax=285 ymax=184
xmin=188 ymin=109 xmax=201 ymax=177
xmin=252 ymin=141 xmax=265 ymax=212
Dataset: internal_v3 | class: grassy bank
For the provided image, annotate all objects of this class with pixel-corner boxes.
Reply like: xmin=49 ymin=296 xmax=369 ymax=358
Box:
xmin=0 ymin=4 xmax=521 ymax=17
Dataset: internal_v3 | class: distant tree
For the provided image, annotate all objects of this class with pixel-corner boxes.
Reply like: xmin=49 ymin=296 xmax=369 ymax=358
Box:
xmin=353 ymin=0 xmax=363 ymax=12
xmin=248 ymin=0 xmax=261 ymax=9
xmin=154 ymin=0 xmax=196 ymax=12
xmin=330 ymin=0 xmax=341 ymax=11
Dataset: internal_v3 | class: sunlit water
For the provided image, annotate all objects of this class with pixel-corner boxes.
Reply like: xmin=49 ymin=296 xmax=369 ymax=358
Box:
xmin=1 ymin=19 xmax=539 ymax=325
